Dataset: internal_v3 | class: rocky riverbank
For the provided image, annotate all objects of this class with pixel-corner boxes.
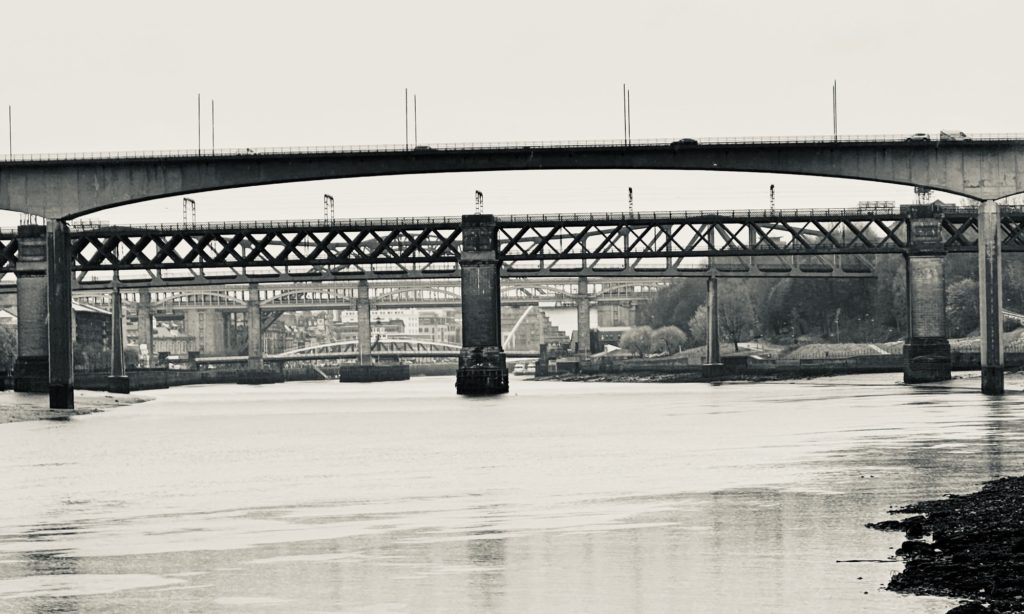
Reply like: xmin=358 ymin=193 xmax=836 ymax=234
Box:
xmin=869 ymin=476 xmax=1024 ymax=614
xmin=534 ymin=371 xmax=839 ymax=384
xmin=0 ymin=390 xmax=148 ymax=425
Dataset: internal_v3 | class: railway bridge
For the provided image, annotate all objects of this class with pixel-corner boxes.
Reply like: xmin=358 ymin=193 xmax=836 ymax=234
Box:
xmin=1 ymin=133 xmax=1021 ymax=405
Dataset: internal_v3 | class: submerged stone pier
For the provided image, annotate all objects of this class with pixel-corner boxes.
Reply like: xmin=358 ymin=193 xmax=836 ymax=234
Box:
xmin=903 ymin=205 xmax=951 ymax=384
xmin=14 ymin=225 xmax=48 ymax=393
xmin=456 ymin=214 xmax=508 ymax=395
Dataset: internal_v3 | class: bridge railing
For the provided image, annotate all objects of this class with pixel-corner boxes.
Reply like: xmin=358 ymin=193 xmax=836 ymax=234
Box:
xmin=5 ymin=133 xmax=1024 ymax=163
xmin=57 ymin=206 xmax=911 ymax=235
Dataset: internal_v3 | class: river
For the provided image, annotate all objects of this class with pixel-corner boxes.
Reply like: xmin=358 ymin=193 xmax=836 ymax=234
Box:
xmin=0 ymin=374 xmax=1021 ymax=613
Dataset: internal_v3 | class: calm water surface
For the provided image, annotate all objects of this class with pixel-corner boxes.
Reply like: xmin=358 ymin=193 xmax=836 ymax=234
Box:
xmin=1 ymin=374 xmax=1023 ymax=613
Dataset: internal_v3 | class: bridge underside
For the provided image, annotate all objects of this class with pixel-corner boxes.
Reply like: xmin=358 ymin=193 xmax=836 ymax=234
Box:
xmin=5 ymin=138 xmax=1024 ymax=219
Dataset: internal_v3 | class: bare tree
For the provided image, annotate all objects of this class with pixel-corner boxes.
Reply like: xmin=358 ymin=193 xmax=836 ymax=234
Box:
xmin=619 ymin=325 xmax=654 ymax=357
xmin=651 ymin=326 xmax=687 ymax=354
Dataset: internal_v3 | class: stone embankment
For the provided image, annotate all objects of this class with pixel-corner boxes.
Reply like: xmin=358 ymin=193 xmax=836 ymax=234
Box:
xmin=869 ymin=476 xmax=1024 ymax=614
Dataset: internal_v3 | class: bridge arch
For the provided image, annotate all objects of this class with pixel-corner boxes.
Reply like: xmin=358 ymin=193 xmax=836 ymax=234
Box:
xmin=151 ymin=290 xmax=246 ymax=309
xmin=5 ymin=137 xmax=1024 ymax=219
xmin=273 ymin=337 xmax=462 ymax=357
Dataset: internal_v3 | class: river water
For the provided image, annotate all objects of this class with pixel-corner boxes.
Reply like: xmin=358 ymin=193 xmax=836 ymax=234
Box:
xmin=0 ymin=374 xmax=1022 ymax=613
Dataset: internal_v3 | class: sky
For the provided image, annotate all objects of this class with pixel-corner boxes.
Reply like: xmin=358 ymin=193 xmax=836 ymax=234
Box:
xmin=2 ymin=0 xmax=1022 ymax=225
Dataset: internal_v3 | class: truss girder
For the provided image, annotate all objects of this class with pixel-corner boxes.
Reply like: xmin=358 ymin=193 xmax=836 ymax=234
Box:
xmin=2 ymin=212 xmax=1021 ymax=286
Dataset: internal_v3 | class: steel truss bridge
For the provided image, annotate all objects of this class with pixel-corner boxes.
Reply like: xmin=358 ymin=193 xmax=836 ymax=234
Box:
xmin=1 ymin=203 xmax=1019 ymax=290
xmin=179 ymin=338 xmax=539 ymax=365
xmin=71 ymin=278 xmax=667 ymax=312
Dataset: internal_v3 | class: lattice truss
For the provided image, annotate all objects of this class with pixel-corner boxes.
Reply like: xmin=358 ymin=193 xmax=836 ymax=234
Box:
xmin=71 ymin=223 xmax=465 ymax=285
xmin=2 ymin=211 xmax=1023 ymax=288
xmin=496 ymin=216 xmax=910 ymax=275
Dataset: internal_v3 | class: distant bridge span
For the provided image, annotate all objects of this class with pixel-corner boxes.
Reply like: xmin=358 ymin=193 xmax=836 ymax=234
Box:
xmin=4 ymin=135 xmax=1024 ymax=219
xmin=176 ymin=337 xmax=539 ymax=365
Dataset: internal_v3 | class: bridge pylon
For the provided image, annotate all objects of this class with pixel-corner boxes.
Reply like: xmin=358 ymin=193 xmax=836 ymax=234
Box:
xmin=902 ymin=205 xmax=951 ymax=384
xmin=456 ymin=214 xmax=508 ymax=395
xmin=978 ymin=200 xmax=1004 ymax=394
xmin=46 ymin=220 xmax=74 ymax=409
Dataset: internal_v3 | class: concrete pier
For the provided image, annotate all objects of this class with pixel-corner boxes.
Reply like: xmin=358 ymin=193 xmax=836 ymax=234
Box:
xmin=247 ymin=283 xmax=263 ymax=369
xmin=47 ymin=220 xmax=74 ymax=409
xmin=456 ymin=214 xmax=508 ymax=395
xmin=357 ymin=279 xmax=372 ymax=365
xmin=903 ymin=205 xmax=951 ymax=384
xmin=576 ymin=276 xmax=590 ymax=357
xmin=978 ymin=199 xmax=1005 ymax=394
xmin=702 ymin=275 xmax=722 ymax=377
xmin=13 ymin=225 xmax=49 ymax=392
xmin=108 ymin=282 xmax=130 ymax=393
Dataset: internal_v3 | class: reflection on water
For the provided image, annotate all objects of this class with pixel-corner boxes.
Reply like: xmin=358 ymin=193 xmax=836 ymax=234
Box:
xmin=0 ymin=374 xmax=1022 ymax=613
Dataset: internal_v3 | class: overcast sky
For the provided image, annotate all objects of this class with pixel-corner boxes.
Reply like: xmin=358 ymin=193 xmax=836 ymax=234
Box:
xmin=2 ymin=0 xmax=1020 ymax=225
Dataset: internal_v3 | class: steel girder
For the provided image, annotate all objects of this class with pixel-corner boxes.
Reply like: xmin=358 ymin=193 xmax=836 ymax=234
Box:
xmin=2 ymin=209 xmax=1021 ymax=288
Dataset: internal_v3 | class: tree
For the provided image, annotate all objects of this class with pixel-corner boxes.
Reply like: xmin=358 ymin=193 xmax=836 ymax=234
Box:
xmin=0 ymin=323 xmax=16 ymax=371
xmin=688 ymin=305 xmax=707 ymax=348
xmin=619 ymin=325 xmax=653 ymax=357
xmin=719 ymin=282 xmax=758 ymax=351
xmin=651 ymin=326 xmax=687 ymax=354
xmin=946 ymin=278 xmax=979 ymax=337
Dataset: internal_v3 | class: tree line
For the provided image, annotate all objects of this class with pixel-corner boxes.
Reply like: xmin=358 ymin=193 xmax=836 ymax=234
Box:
xmin=632 ymin=253 xmax=1024 ymax=352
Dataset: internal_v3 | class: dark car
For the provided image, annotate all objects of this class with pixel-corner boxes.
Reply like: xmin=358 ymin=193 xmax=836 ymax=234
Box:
xmin=671 ymin=138 xmax=699 ymax=148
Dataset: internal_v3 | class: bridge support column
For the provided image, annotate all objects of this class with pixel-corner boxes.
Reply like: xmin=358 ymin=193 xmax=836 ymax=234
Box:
xmin=107 ymin=282 xmax=130 ymax=394
xmin=702 ymin=275 xmax=722 ymax=377
xmin=576 ymin=276 xmax=591 ymax=357
xmin=456 ymin=214 xmax=508 ymax=395
xmin=357 ymin=280 xmax=372 ymax=366
xmin=903 ymin=205 xmax=951 ymax=384
xmin=979 ymin=200 xmax=1004 ymax=394
xmin=47 ymin=220 xmax=74 ymax=409
xmin=14 ymin=225 xmax=49 ymax=392
xmin=137 ymin=289 xmax=153 ymax=367
xmin=247 ymin=283 xmax=263 ymax=370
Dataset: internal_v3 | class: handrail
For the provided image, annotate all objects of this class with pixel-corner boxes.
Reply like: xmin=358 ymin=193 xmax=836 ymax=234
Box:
xmin=3 ymin=132 xmax=1024 ymax=163
xmin=0 ymin=203 xmax=1020 ymax=239
xmin=57 ymin=207 xmax=907 ymax=234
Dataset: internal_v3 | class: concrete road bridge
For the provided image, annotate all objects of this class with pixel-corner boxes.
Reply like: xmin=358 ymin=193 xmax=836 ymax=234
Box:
xmin=2 ymin=132 xmax=1020 ymax=405
xmin=5 ymin=133 xmax=1024 ymax=219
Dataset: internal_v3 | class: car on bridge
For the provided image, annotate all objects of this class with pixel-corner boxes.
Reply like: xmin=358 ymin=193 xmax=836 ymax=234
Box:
xmin=905 ymin=133 xmax=931 ymax=142
xmin=671 ymin=138 xmax=699 ymax=149
xmin=939 ymin=130 xmax=970 ymax=142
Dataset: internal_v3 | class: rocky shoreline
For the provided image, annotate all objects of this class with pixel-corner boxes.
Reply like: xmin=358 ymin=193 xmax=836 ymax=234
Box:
xmin=533 ymin=371 xmax=834 ymax=384
xmin=869 ymin=476 xmax=1024 ymax=614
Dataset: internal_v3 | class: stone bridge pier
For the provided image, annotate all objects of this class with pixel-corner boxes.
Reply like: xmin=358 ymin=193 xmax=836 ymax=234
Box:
xmin=903 ymin=205 xmax=951 ymax=384
xmin=13 ymin=225 xmax=49 ymax=393
xmin=13 ymin=222 xmax=76 ymax=408
xmin=456 ymin=214 xmax=508 ymax=395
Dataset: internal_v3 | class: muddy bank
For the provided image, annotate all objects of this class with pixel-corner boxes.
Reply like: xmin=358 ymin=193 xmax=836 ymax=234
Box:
xmin=869 ymin=476 xmax=1024 ymax=613
xmin=0 ymin=390 xmax=149 ymax=425
xmin=534 ymin=371 xmax=836 ymax=384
